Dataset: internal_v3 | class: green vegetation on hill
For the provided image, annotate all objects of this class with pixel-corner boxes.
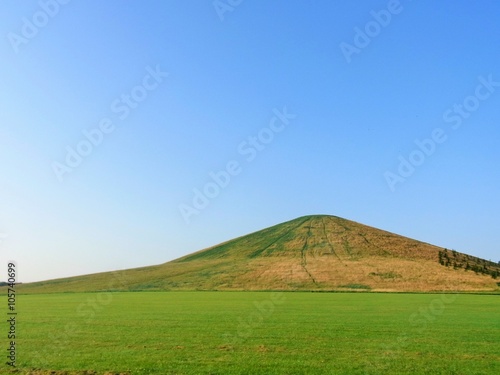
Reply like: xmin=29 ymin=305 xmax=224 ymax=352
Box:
xmin=175 ymin=216 xmax=311 ymax=262
xmin=438 ymin=248 xmax=500 ymax=278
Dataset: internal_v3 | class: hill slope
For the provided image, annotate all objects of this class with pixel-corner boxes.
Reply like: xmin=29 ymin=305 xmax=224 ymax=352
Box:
xmin=16 ymin=215 xmax=500 ymax=293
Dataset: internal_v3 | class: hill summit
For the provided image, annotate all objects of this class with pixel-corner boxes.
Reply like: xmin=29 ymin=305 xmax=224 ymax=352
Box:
xmin=18 ymin=215 xmax=500 ymax=293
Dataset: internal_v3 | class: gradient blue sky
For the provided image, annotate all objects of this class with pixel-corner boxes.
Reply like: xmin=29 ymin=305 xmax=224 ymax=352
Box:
xmin=1 ymin=0 xmax=499 ymax=282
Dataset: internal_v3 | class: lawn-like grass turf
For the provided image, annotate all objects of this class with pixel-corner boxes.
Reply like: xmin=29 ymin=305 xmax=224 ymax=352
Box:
xmin=3 ymin=292 xmax=499 ymax=374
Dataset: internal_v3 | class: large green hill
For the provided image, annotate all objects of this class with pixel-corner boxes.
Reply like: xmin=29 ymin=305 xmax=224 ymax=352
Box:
xmin=15 ymin=215 xmax=500 ymax=293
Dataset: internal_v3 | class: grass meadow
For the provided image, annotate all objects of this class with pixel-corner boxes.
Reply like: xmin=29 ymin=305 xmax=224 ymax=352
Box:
xmin=3 ymin=292 xmax=499 ymax=374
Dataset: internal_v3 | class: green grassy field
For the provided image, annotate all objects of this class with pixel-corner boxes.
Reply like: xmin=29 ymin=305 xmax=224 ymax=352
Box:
xmin=3 ymin=292 xmax=499 ymax=374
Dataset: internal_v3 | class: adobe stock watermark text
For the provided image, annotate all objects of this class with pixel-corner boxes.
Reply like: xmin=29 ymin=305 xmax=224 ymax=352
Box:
xmin=7 ymin=0 xmax=72 ymax=54
xmin=179 ymin=106 xmax=296 ymax=224
xmin=384 ymin=74 xmax=499 ymax=191
xmin=52 ymin=65 xmax=168 ymax=182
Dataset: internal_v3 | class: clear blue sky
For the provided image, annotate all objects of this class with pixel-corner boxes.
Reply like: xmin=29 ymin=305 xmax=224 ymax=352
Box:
xmin=1 ymin=1 xmax=499 ymax=282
